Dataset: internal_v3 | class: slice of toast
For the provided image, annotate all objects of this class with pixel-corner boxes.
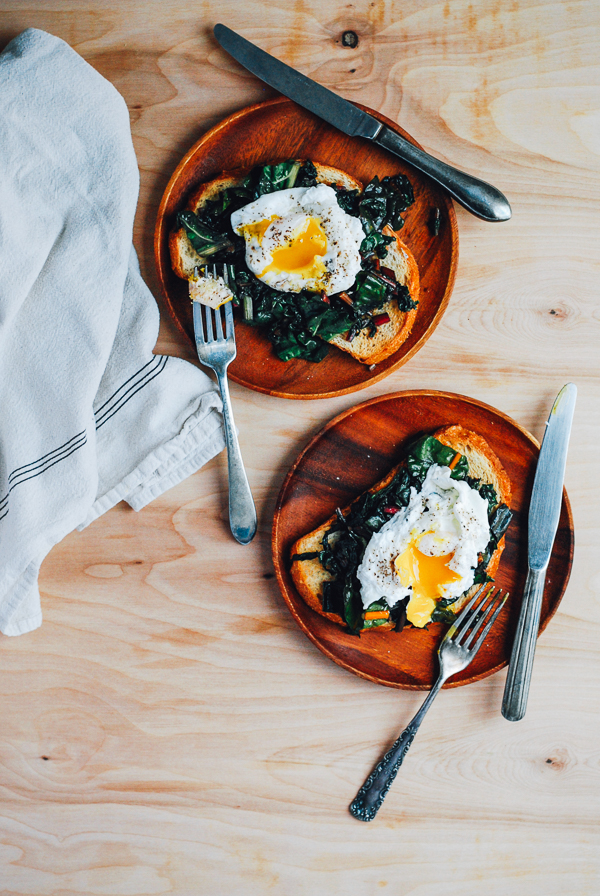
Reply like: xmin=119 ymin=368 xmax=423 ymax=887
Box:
xmin=169 ymin=162 xmax=419 ymax=364
xmin=290 ymin=425 xmax=512 ymax=633
xmin=327 ymin=225 xmax=419 ymax=365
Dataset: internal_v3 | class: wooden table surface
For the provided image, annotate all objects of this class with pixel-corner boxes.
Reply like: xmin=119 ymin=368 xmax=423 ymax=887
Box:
xmin=1 ymin=2 xmax=599 ymax=894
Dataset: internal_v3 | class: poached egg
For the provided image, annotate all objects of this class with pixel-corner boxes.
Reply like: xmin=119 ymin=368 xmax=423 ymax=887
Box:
xmin=356 ymin=464 xmax=490 ymax=627
xmin=230 ymin=184 xmax=365 ymax=295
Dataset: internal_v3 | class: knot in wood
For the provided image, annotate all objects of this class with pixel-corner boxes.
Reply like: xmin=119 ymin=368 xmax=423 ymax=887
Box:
xmin=341 ymin=30 xmax=359 ymax=48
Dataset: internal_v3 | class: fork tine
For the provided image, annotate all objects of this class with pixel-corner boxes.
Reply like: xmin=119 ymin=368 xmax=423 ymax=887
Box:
xmin=214 ymin=304 xmax=224 ymax=341
xmin=224 ymin=299 xmax=235 ymax=340
xmin=461 ymin=587 xmax=504 ymax=649
xmin=204 ymin=303 xmax=214 ymax=341
xmin=192 ymin=300 xmax=206 ymax=344
xmin=471 ymin=591 xmax=508 ymax=654
xmin=445 ymin=583 xmax=488 ymax=641
xmin=220 ymin=266 xmax=235 ymax=337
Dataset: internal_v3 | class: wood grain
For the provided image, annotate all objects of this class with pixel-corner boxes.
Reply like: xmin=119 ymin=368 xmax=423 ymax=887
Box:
xmin=1 ymin=1 xmax=600 ymax=894
xmin=154 ymin=98 xmax=458 ymax=398
xmin=273 ymin=390 xmax=573 ymax=688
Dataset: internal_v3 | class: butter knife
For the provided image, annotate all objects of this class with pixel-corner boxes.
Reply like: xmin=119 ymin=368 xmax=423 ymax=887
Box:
xmin=501 ymin=383 xmax=577 ymax=721
xmin=213 ymin=23 xmax=511 ymax=222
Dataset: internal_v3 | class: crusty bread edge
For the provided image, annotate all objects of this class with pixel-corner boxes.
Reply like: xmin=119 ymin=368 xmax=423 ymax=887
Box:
xmin=327 ymin=229 xmax=420 ymax=365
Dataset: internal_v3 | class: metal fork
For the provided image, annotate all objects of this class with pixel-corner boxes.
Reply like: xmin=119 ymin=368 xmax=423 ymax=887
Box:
xmin=193 ymin=265 xmax=257 ymax=544
xmin=349 ymin=584 xmax=508 ymax=822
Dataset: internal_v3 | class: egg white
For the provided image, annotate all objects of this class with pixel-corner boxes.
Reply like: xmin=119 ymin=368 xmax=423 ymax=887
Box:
xmin=230 ymin=184 xmax=365 ymax=295
xmin=356 ymin=465 xmax=491 ymax=621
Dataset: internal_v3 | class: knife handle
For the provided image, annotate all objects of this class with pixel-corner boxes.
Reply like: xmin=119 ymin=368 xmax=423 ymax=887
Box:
xmin=501 ymin=566 xmax=547 ymax=721
xmin=376 ymin=126 xmax=512 ymax=222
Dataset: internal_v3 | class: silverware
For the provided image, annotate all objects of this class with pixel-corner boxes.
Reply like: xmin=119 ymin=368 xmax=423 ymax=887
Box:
xmin=213 ymin=23 xmax=511 ymax=223
xmin=502 ymin=383 xmax=577 ymax=721
xmin=350 ymin=584 xmax=508 ymax=822
xmin=193 ymin=266 xmax=257 ymax=545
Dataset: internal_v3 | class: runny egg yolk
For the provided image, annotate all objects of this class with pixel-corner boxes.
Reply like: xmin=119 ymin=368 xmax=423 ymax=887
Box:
xmin=244 ymin=215 xmax=328 ymax=281
xmin=264 ymin=217 xmax=327 ymax=278
xmin=394 ymin=532 xmax=462 ymax=628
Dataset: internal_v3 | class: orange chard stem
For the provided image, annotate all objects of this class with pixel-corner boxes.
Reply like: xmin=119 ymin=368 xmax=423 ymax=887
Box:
xmin=448 ymin=452 xmax=462 ymax=471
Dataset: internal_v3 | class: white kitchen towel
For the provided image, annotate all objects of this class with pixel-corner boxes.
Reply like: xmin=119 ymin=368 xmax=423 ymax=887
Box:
xmin=0 ymin=29 xmax=226 ymax=636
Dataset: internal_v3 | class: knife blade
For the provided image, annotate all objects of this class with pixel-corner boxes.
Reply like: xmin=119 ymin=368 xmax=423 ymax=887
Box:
xmin=213 ymin=23 xmax=511 ymax=222
xmin=501 ymin=383 xmax=577 ymax=721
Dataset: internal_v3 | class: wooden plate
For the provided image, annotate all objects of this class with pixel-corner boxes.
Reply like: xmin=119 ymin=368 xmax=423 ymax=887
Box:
xmin=272 ymin=391 xmax=574 ymax=689
xmin=154 ymin=97 xmax=458 ymax=399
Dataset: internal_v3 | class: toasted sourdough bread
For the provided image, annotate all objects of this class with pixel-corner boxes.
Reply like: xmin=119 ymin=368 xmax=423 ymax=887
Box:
xmin=327 ymin=224 xmax=419 ymax=365
xmin=290 ymin=425 xmax=512 ymax=633
xmin=169 ymin=162 xmax=419 ymax=365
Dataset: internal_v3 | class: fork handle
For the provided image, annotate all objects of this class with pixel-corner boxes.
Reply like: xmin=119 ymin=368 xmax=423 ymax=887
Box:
xmin=216 ymin=370 xmax=257 ymax=545
xmin=349 ymin=675 xmax=446 ymax=822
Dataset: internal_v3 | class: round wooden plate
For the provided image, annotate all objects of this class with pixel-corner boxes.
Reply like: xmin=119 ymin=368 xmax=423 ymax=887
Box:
xmin=272 ymin=391 xmax=574 ymax=689
xmin=154 ymin=97 xmax=458 ymax=399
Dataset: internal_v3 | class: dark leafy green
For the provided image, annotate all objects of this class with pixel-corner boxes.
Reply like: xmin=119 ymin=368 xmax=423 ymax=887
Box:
xmin=254 ymin=161 xmax=302 ymax=196
xmin=177 ymin=211 xmax=233 ymax=257
xmin=230 ymin=260 xmax=415 ymax=362
xmin=406 ymin=435 xmax=470 ymax=484
xmin=471 ymin=503 xmax=512 ymax=584
xmin=332 ymin=184 xmax=359 ymax=215
xmin=390 ymin=596 xmax=409 ymax=632
xmin=232 ymin=270 xmax=354 ymax=362
xmin=429 ymin=206 xmax=441 ymax=237
xmin=296 ymin=160 xmax=319 ymax=188
xmin=357 ymin=173 xmax=415 ymax=233
xmin=359 ymin=231 xmax=395 ymax=258
xmin=291 ymin=550 xmax=319 ymax=561
xmin=430 ymin=602 xmax=458 ymax=624
xmin=332 ymin=173 xmax=414 ymax=233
